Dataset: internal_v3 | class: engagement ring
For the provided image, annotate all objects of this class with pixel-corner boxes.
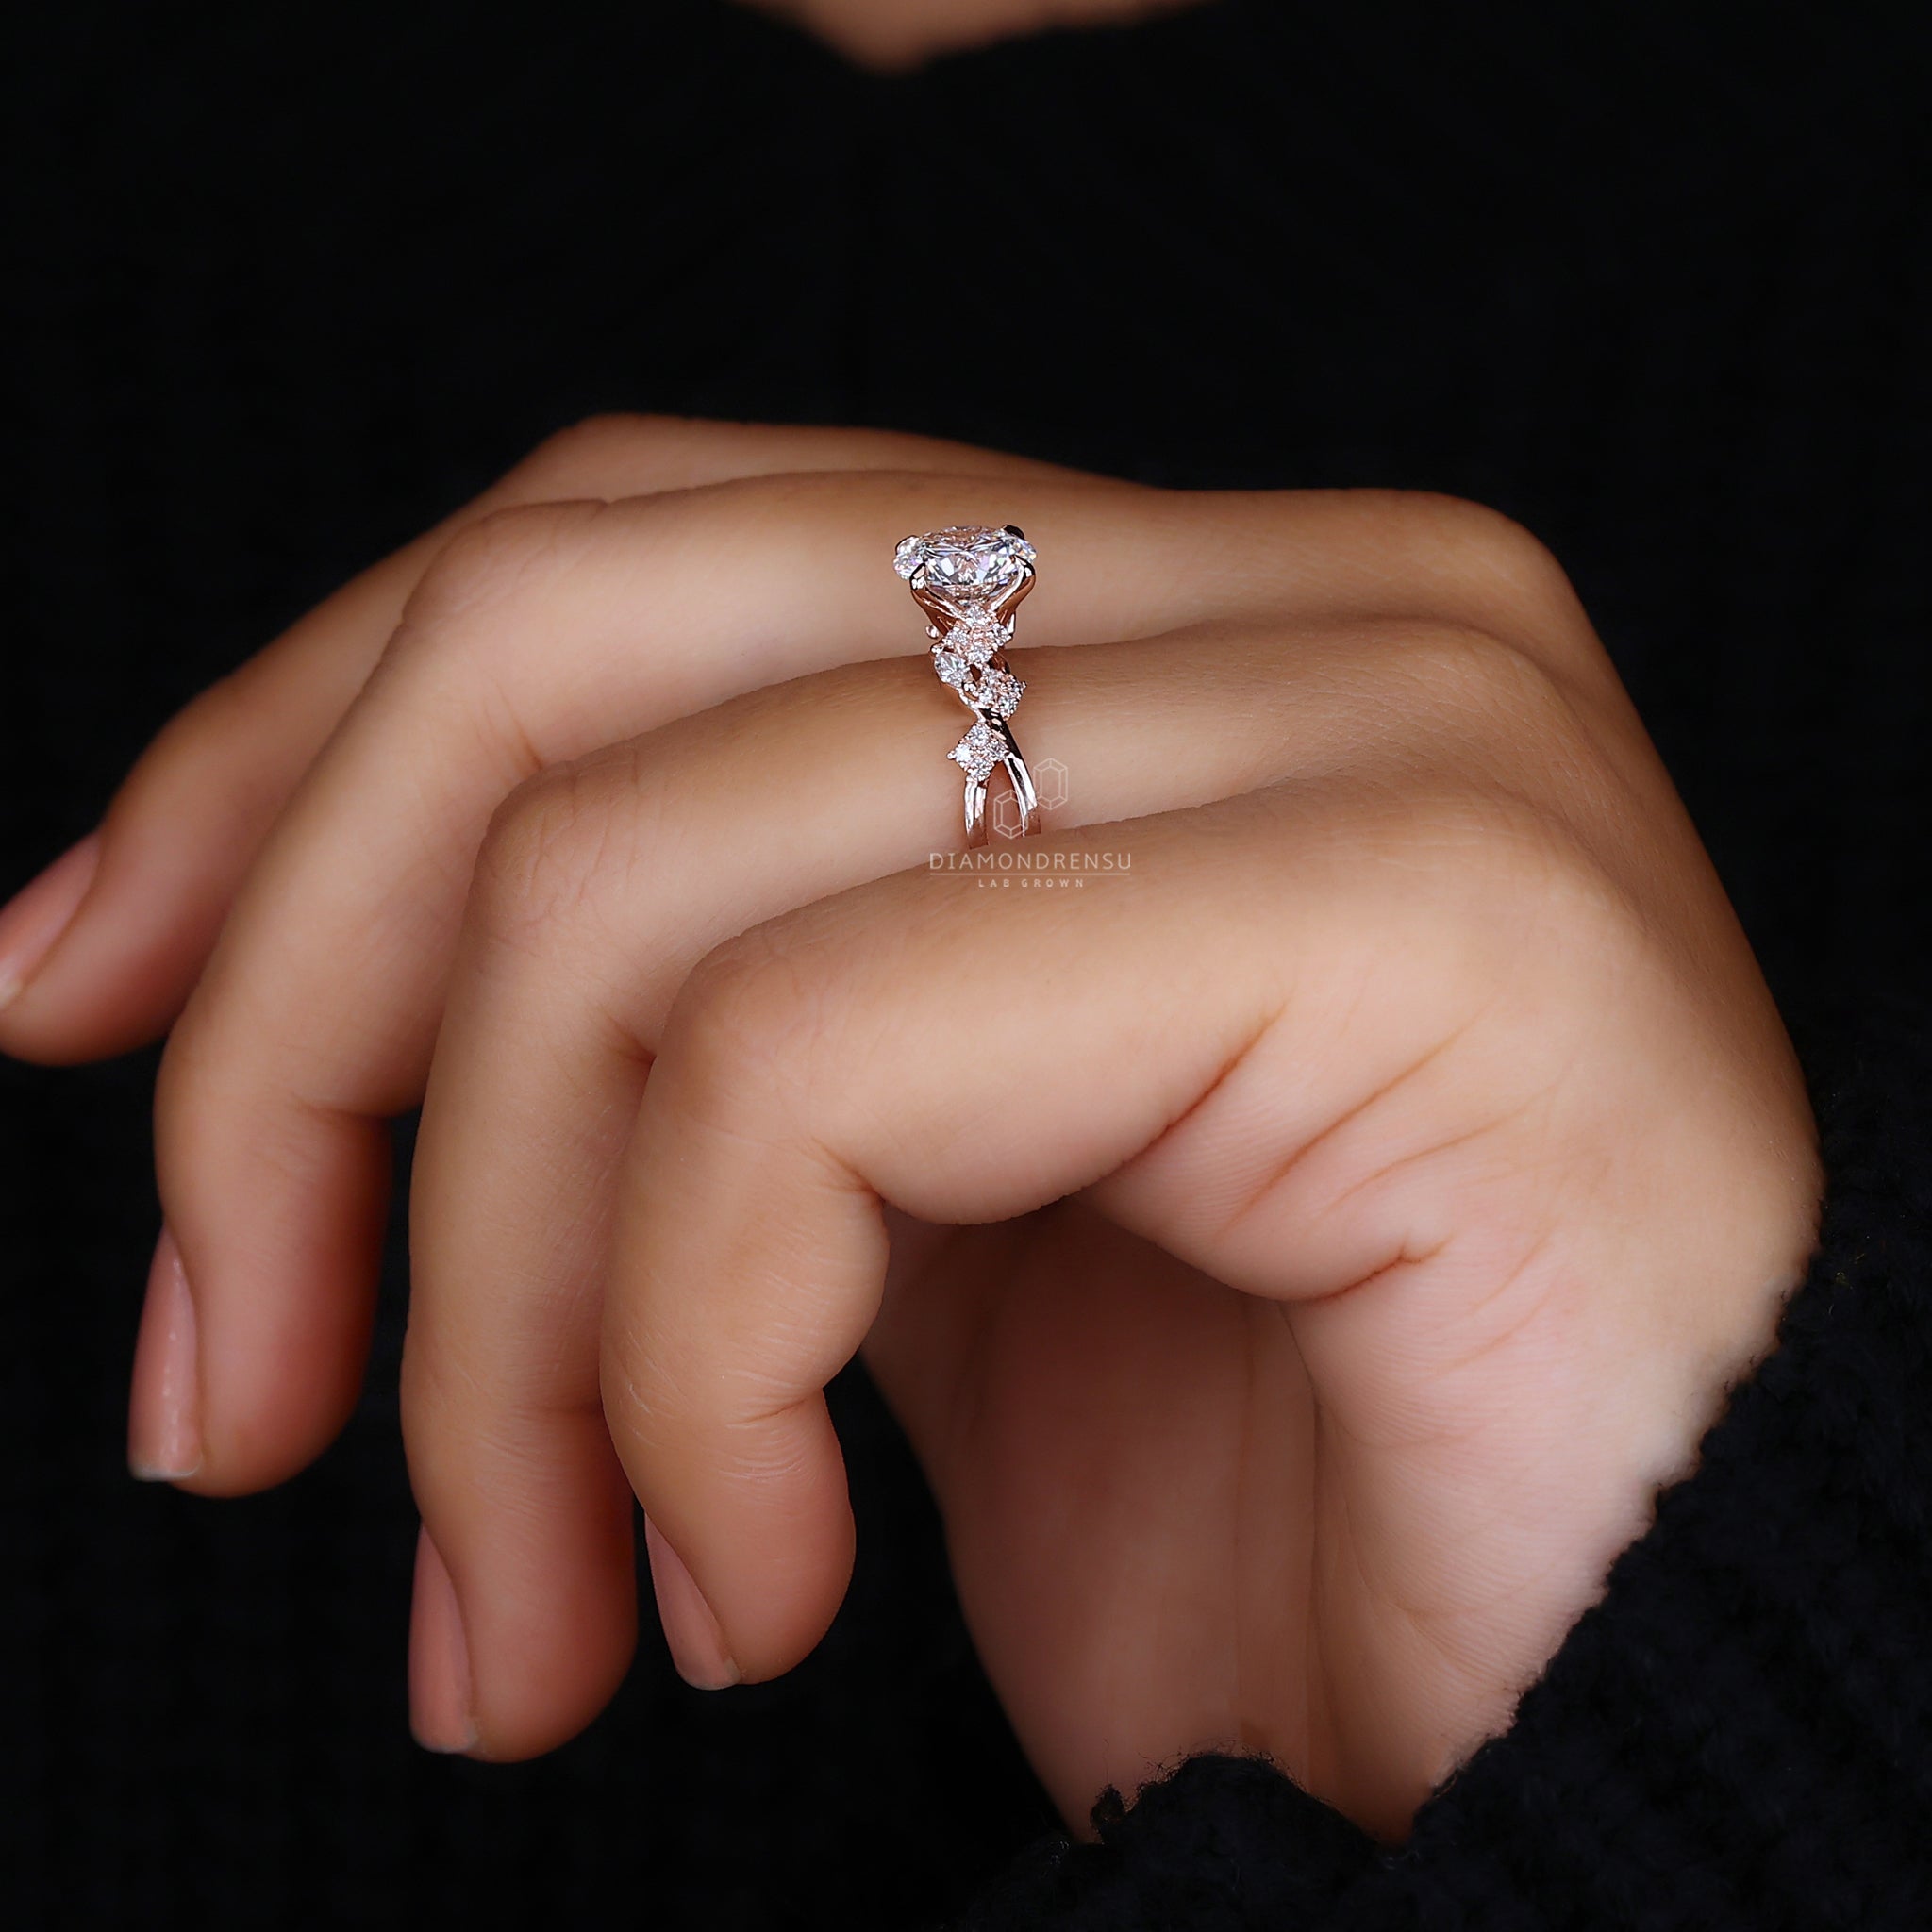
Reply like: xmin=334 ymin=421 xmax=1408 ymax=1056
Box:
xmin=893 ymin=524 xmax=1041 ymax=847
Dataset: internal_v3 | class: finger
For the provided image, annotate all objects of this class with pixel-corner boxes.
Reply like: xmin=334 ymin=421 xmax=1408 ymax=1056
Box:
xmin=149 ymin=471 xmax=1279 ymax=1496
xmin=599 ymin=791 xmax=1339 ymax=1689
xmin=406 ymin=624 xmax=1342 ymax=1756
xmin=0 ymin=416 xmax=1061 ymax=1065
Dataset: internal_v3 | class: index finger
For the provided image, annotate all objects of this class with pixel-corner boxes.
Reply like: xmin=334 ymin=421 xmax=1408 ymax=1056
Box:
xmin=598 ymin=792 xmax=1316 ymax=1685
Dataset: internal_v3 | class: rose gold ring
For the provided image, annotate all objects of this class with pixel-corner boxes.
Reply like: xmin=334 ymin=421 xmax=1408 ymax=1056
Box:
xmin=893 ymin=524 xmax=1041 ymax=848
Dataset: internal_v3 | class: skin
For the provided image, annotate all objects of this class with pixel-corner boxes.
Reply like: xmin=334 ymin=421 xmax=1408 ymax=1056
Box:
xmin=0 ymin=418 xmax=1818 ymax=1839
xmin=736 ymin=0 xmax=1210 ymax=71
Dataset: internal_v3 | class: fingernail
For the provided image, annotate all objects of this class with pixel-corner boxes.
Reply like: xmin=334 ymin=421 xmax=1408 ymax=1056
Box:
xmin=409 ymin=1524 xmax=478 ymax=1754
xmin=127 ymin=1225 xmax=203 ymax=1481
xmin=645 ymin=1516 xmax=740 ymax=1690
xmin=0 ymin=832 xmax=102 ymax=1010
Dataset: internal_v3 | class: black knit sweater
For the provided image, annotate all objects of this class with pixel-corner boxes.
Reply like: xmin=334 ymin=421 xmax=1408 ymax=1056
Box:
xmin=4 ymin=3 xmax=1926 ymax=1926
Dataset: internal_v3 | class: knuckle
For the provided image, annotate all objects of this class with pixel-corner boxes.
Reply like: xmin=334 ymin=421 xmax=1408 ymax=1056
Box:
xmin=1412 ymin=779 xmax=1644 ymax=972
xmin=1409 ymin=493 xmax=1576 ymax=603
xmin=404 ymin=498 xmax=604 ymax=635
xmin=514 ymin=411 xmax=668 ymax=489
xmin=122 ymin=666 xmax=288 ymax=832
xmin=1320 ymin=618 xmax=1600 ymax=794
xmin=1382 ymin=493 xmax=1602 ymax=675
xmin=662 ymin=922 xmax=832 ymax=1119
xmin=1322 ymin=631 xmax=1641 ymax=942
xmin=1377 ymin=622 xmax=1575 ymax=738
xmin=470 ymin=753 xmax=641 ymax=950
xmin=1314 ymin=781 xmax=1642 ymax=1039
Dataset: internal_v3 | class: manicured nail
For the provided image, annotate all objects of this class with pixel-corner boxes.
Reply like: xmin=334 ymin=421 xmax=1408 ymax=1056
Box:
xmin=408 ymin=1525 xmax=477 ymax=1753
xmin=0 ymin=832 xmax=102 ymax=1010
xmin=127 ymin=1225 xmax=203 ymax=1481
xmin=645 ymin=1516 xmax=740 ymax=1690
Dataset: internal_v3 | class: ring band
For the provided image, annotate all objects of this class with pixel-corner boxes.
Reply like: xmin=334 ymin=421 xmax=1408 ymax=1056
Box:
xmin=893 ymin=524 xmax=1041 ymax=847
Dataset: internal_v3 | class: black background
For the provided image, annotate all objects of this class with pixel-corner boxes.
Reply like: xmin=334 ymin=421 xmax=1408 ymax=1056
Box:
xmin=3 ymin=2 xmax=1926 ymax=1925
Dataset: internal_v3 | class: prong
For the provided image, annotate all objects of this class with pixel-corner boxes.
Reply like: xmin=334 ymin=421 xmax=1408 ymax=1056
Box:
xmin=989 ymin=562 xmax=1035 ymax=621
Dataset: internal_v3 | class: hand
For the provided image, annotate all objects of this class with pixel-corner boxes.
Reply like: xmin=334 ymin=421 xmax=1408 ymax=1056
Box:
xmin=0 ymin=418 xmax=1819 ymax=1836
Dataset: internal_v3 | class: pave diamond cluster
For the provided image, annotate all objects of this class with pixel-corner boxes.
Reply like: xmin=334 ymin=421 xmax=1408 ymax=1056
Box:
xmin=894 ymin=525 xmax=1036 ymax=785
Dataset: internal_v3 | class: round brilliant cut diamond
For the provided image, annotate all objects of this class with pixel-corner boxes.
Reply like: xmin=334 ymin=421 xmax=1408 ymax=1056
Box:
xmin=893 ymin=525 xmax=1036 ymax=598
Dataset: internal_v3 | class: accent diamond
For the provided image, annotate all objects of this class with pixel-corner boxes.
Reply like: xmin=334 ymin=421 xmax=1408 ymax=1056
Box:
xmin=970 ymin=667 xmax=1024 ymax=718
xmin=949 ymin=720 xmax=1008 ymax=783
xmin=943 ymin=611 xmax=1008 ymax=665
xmin=894 ymin=525 xmax=1036 ymax=599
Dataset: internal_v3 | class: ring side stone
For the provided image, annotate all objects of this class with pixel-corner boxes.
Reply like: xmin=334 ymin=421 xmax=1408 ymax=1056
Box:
xmin=949 ymin=720 xmax=1008 ymax=782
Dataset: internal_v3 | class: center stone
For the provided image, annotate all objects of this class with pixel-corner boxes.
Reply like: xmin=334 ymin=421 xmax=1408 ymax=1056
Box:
xmin=894 ymin=525 xmax=1036 ymax=599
